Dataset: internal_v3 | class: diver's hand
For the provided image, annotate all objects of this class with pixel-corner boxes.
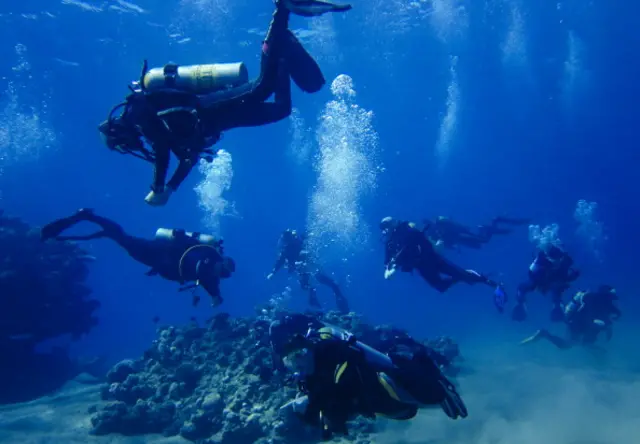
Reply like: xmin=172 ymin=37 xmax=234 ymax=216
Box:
xmin=384 ymin=267 xmax=397 ymax=280
xmin=266 ymin=272 xmax=274 ymax=280
xmin=145 ymin=188 xmax=173 ymax=207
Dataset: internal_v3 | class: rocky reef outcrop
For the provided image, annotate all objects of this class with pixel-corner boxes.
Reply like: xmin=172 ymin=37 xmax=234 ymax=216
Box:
xmin=91 ymin=309 xmax=463 ymax=443
xmin=0 ymin=211 xmax=101 ymax=403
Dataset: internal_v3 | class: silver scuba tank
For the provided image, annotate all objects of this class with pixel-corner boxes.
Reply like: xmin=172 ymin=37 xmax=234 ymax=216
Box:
xmin=155 ymin=228 xmax=217 ymax=245
xmin=142 ymin=63 xmax=249 ymax=94
xmin=317 ymin=325 xmax=396 ymax=371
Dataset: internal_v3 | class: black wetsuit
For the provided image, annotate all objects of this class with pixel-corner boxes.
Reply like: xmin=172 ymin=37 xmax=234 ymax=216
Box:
xmin=384 ymin=221 xmax=496 ymax=292
xmin=40 ymin=210 xmax=230 ymax=305
xmin=271 ymin=231 xmax=349 ymax=312
xmin=428 ymin=216 xmax=530 ymax=250
xmin=513 ymin=246 xmax=580 ymax=322
xmin=276 ymin=324 xmax=467 ymax=440
xmin=100 ymin=6 xmax=324 ymax=196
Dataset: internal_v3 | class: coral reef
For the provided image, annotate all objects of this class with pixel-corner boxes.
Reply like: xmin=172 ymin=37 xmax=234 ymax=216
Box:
xmin=91 ymin=309 xmax=463 ymax=443
xmin=0 ymin=211 xmax=100 ymax=403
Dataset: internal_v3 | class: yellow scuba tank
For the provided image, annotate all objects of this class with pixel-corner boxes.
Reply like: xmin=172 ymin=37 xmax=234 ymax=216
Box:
xmin=155 ymin=228 xmax=218 ymax=246
xmin=142 ymin=62 xmax=249 ymax=93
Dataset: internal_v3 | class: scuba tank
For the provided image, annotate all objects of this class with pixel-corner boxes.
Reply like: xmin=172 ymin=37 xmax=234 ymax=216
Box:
xmin=313 ymin=326 xmax=396 ymax=372
xmin=142 ymin=62 xmax=249 ymax=94
xmin=155 ymin=228 xmax=218 ymax=246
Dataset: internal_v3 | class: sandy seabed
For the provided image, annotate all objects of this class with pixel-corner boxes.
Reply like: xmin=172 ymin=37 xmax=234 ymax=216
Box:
xmin=2 ymin=343 xmax=638 ymax=444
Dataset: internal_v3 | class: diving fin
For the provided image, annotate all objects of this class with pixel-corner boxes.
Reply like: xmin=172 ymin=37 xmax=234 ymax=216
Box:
xmin=283 ymin=30 xmax=325 ymax=93
xmin=520 ymin=329 xmax=547 ymax=345
xmin=438 ymin=379 xmax=468 ymax=419
xmin=41 ymin=208 xmax=94 ymax=241
xmin=281 ymin=0 xmax=352 ymax=17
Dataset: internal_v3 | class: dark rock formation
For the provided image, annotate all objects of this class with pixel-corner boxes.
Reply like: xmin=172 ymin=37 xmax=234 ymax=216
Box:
xmin=0 ymin=211 xmax=101 ymax=403
xmin=91 ymin=309 xmax=463 ymax=443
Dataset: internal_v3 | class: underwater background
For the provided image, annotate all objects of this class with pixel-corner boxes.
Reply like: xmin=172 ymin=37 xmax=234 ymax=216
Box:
xmin=1 ymin=0 xmax=639 ymax=442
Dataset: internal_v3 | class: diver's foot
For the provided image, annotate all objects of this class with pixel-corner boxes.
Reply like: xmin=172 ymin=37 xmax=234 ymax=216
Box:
xmin=520 ymin=329 xmax=549 ymax=345
xmin=145 ymin=188 xmax=173 ymax=207
xmin=279 ymin=0 xmax=352 ymax=17
xmin=550 ymin=305 xmax=564 ymax=322
xmin=511 ymin=303 xmax=527 ymax=322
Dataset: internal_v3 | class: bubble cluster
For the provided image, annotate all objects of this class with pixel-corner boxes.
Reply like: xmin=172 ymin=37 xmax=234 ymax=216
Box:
xmin=574 ymin=199 xmax=605 ymax=260
xmin=287 ymin=108 xmax=313 ymax=165
xmin=0 ymin=44 xmax=57 ymax=178
xmin=306 ymin=75 xmax=381 ymax=260
xmin=435 ymin=55 xmax=460 ymax=167
xmin=528 ymin=223 xmax=562 ymax=250
xmin=194 ymin=149 xmax=237 ymax=235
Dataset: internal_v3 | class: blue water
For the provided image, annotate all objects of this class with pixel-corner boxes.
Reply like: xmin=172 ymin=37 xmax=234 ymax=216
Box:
xmin=0 ymin=0 xmax=636 ymax=371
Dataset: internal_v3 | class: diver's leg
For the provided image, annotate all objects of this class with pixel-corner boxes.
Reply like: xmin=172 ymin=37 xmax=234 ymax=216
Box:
xmin=151 ymin=143 xmax=171 ymax=193
xmin=549 ymin=288 xmax=565 ymax=322
xmin=436 ymin=255 xmax=492 ymax=287
xmin=299 ymin=272 xmax=321 ymax=308
xmin=166 ymin=155 xmax=197 ymax=192
xmin=76 ymin=211 xmax=156 ymax=266
xmin=542 ymin=330 xmax=572 ymax=350
xmin=511 ymin=279 xmax=535 ymax=321
xmin=521 ymin=329 xmax=572 ymax=349
xmin=492 ymin=216 xmax=531 ymax=226
xmin=455 ymin=235 xmax=486 ymax=249
xmin=220 ymin=61 xmax=292 ymax=128
xmin=417 ymin=266 xmax=457 ymax=293
xmin=476 ymin=225 xmax=509 ymax=242
xmin=315 ymin=271 xmax=349 ymax=313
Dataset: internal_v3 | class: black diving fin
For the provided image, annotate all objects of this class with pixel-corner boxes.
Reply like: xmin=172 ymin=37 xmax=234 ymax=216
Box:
xmin=281 ymin=0 xmax=352 ymax=17
xmin=283 ymin=30 xmax=325 ymax=93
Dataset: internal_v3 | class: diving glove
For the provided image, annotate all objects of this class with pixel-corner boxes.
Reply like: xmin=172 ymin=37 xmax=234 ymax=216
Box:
xmin=280 ymin=0 xmax=352 ymax=17
xmin=145 ymin=187 xmax=173 ymax=207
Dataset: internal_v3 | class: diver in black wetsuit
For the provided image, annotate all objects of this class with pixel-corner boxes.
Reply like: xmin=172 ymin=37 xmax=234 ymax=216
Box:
xmin=271 ymin=317 xmax=468 ymax=440
xmin=520 ymin=285 xmax=621 ymax=349
xmin=98 ymin=0 xmax=352 ymax=207
xmin=379 ymin=217 xmax=507 ymax=312
xmin=40 ymin=209 xmax=235 ymax=307
xmin=267 ymin=229 xmax=349 ymax=313
xmin=512 ymin=244 xmax=580 ymax=322
xmin=425 ymin=215 xmax=530 ymax=251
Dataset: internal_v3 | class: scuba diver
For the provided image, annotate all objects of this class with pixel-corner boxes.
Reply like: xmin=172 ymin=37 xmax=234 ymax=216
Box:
xmin=98 ymin=0 xmax=352 ymax=207
xmin=271 ymin=314 xmax=468 ymax=440
xmin=520 ymin=285 xmax=621 ymax=349
xmin=425 ymin=215 xmax=530 ymax=251
xmin=267 ymin=229 xmax=349 ymax=313
xmin=512 ymin=243 xmax=580 ymax=322
xmin=380 ymin=217 xmax=507 ymax=312
xmin=40 ymin=209 xmax=235 ymax=307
